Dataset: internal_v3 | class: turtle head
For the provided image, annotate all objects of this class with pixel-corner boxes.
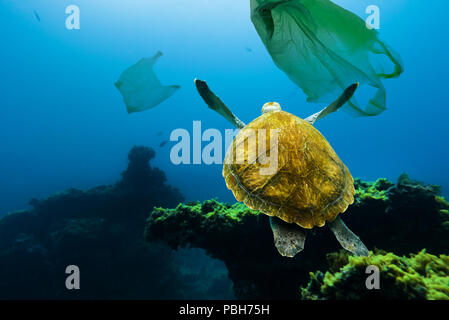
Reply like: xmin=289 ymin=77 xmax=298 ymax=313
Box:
xmin=262 ymin=102 xmax=281 ymax=114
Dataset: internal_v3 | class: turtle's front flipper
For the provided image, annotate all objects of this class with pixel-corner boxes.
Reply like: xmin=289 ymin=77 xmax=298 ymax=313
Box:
xmin=270 ymin=217 xmax=306 ymax=258
xmin=194 ymin=79 xmax=246 ymax=129
xmin=304 ymin=83 xmax=359 ymax=125
xmin=328 ymin=216 xmax=369 ymax=256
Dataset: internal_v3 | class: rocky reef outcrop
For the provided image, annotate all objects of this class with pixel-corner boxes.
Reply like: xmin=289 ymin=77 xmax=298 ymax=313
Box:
xmin=145 ymin=174 xmax=449 ymax=299
xmin=301 ymin=249 xmax=449 ymax=300
xmin=0 ymin=146 xmax=232 ymax=299
xmin=2 ymin=144 xmax=448 ymax=300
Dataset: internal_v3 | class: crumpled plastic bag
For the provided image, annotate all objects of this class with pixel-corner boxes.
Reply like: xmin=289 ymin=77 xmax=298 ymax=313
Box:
xmin=250 ymin=0 xmax=403 ymax=116
xmin=115 ymin=52 xmax=180 ymax=114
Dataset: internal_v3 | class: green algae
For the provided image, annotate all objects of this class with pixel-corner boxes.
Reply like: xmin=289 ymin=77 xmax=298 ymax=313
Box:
xmin=354 ymin=178 xmax=392 ymax=203
xmin=433 ymin=195 xmax=449 ymax=223
xmin=302 ymin=250 xmax=449 ymax=300
xmin=146 ymin=199 xmax=262 ymax=251
xmin=440 ymin=209 xmax=449 ymax=220
xmin=152 ymin=199 xmax=260 ymax=225
xmin=436 ymin=196 xmax=449 ymax=209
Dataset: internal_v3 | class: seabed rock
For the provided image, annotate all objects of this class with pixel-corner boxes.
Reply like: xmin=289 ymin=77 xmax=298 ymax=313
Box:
xmin=0 ymin=146 xmax=190 ymax=299
xmin=145 ymin=174 xmax=449 ymax=299
xmin=1 ymin=146 xmax=448 ymax=300
xmin=301 ymin=249 xmax=449 ymax=300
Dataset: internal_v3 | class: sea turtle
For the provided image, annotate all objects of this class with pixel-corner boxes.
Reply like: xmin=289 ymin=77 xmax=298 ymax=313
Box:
xmin=194 ymin=79 xmax=369 ymax=258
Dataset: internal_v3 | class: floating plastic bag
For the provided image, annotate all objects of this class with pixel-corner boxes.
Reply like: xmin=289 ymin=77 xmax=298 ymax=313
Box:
xmin=250 ymin=0 xmax=403 ymax=116
xmin=115 ymin=52 xmax=180 ymax=114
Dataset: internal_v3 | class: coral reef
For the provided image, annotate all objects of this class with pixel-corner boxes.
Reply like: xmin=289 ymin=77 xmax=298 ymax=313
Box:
xmin=300 ymin=250 xmax=449 ymax=300
xmin=347 ymin=173 xmax=449 ymax=255
xmin=2 ymin=143 xmax=448 ymax=300
xmin=0 ymin=146 xmax=232 ymax=299
xmin=145 ymin=175 xmax=449 ymax=299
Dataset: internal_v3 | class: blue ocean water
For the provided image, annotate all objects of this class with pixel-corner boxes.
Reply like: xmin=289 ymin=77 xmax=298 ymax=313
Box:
xmin=1 ymin=0 xmax=448 ymax=215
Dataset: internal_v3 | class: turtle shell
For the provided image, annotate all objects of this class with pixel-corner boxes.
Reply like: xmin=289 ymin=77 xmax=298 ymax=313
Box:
xmin=223 ymin=110 xmax=355 ymax=229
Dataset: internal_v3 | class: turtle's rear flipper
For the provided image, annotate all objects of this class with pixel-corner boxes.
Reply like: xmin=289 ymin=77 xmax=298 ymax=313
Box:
xmin=270 ymin=217 xmax=306 ymax=258
xmin=328 ymin=216 xmax=369 ymax=256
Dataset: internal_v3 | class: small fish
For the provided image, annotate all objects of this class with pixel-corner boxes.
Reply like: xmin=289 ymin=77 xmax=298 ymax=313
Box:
xmin=156 ymin=131 xmax=163 ymax=136
xmin=33 ymin=10 xmax=41 ymax=22
xmin=159 ymin=140 xmax=168 ymax=148
xmin=245 ymin=47 xmax=253 ymax=53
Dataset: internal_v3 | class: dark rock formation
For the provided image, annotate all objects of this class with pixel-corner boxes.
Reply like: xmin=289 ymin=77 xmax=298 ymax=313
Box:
xmin=0 ymin=146 xmax=199 ymax=299
xmin=2 ymin=144 xmax=447 ymax=300
xmin=145 ymin=175 xmax=449 ymax=299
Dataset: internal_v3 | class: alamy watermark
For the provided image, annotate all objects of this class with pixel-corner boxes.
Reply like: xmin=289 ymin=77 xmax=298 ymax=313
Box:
xmin=61 ymin=4 xmax=380 ymax=31
xmin=169 ymin=121 xmax=279 ymax=175
xmin=366 ymin=5 xmax=380 ymax=30
xmin=65 ymin=265 xmax=80 ymax=290
xmin=365 ymin=265 xmax=380 ymax=290
xmin=65 ymin=5 xmax=80 ymax=30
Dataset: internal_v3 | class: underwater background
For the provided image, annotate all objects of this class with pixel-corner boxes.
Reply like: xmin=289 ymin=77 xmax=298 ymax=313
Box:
xmin=1 ymin=0 xmax=449 ymax=299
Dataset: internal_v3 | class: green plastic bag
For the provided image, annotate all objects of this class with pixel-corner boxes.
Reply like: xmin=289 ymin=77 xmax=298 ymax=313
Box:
xmin=251 ymin=0 xmax=403 ymax=116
